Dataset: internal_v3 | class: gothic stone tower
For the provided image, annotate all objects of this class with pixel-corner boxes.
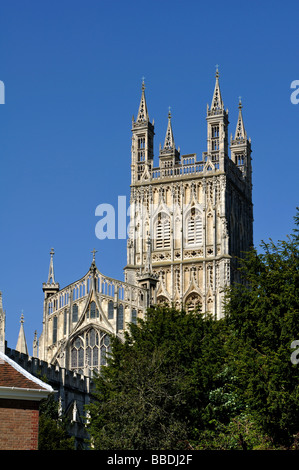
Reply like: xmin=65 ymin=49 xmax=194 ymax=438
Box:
xmin=124 ymin=72 xmax=253 ymax=318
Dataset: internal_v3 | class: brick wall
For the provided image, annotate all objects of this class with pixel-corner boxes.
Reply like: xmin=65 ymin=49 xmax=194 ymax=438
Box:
xmin=0 ymin=399 xmax=40 ymax=450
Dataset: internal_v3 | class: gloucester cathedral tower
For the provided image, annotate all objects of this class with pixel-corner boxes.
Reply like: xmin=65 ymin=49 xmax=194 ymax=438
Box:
xmin=125 ymin=70 xmax=253 ymax=318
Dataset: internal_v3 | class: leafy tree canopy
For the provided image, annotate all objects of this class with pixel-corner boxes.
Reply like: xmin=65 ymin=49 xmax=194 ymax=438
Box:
xmin=87 ymin=208 xmax=299 ymax=450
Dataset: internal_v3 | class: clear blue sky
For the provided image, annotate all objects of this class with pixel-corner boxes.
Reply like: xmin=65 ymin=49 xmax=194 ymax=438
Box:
xmin=0 ymin=0 xmax=298 ymax=353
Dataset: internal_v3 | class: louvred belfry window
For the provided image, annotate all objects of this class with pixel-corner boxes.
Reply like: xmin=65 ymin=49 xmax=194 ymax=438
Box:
xmin=186 ymin=209 xmax=203 ymax=246
xmin=155 ymin=213 xmax=170 ymax=249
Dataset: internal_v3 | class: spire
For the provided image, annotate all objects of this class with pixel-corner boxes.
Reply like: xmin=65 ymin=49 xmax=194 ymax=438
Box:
xmin=209 ymin=66 xmax=224 ymax=113
xmin=159 ymin=108 xmax=180 ymax=163
xmin=230 ymin=97 xmax=252 ymax=183
xmin=42 ymin=248 xmax=60 ymax=298
xmin=234 ymin=97 xmax=246 ymax=140
xmin=47 ymin=248 xmax=56 ymax=285
xmin=131 ymin=78 xmax=155 ymax=185
xmin=136 ymin=78 xmax=149 ymax=123
xmin=16 ymin=312 xmax=28 ymax=355
xmin=163 ymin=108 xmax=175 ymax=150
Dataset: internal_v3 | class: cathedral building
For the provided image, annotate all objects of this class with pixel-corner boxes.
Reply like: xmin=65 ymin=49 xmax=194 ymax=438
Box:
xmin=37 ymin=249 xmax=149 ymax=375
xmin=35 ymin=70 xmax=252 ymax=375
xmin=1 ymin=71 xmax=253 ymax=447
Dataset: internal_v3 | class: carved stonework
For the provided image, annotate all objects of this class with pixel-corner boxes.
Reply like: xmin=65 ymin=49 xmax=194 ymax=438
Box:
xmin=125 ymin=73 xmax=253 ymax=319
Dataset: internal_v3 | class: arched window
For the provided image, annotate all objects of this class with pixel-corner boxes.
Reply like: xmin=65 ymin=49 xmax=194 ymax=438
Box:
xmin=157 ymin=295 xmax=169 ymax=305
xmin=108 ymin=300 xmax=114 ymax=319
xmin=90 ymin=301 xmax=97 ymax=319
xmin=52 ymin=316 xmax=57 ymax=344
xmin=63 ymin=309 xmax=67 ymax=335
xmin=117 ymin=304 xmax=124 ymax=331
xmin=71 ymin=337 xmax=84 ymax=373
xmin=70 ymin=328 xmax=110 ymax=375
xmin=100 ymin=334 xmax=110 ymax=366
xmin=185 ymin=293 xmax=201 ymax=313
xmin=186 ymin=209 xmax=203 ymax=246
xmin=131 ymin=309 xmax=137 ymax=324
xmin=155 ymin=213 xmax=170 ymax=249
xmin=72 ymin=304 xmax=78 ymax=323
xmin=86 ymin=328 xmax=99 ymax=368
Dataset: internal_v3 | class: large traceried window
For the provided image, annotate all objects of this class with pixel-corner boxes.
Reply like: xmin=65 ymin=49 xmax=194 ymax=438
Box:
xmin=186 ymin=209 xmax=203 ymax=246
xmin=155 ymin=213 xmax=170 ymax=249
xmin=70 ymin=328 xmax=110 ymax=376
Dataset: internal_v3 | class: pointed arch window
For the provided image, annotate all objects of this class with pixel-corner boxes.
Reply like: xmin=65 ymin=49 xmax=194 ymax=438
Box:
xmin=185 ymin=293 xmax=201 ymax=313
xmin=72 ymin=304 xmax=78 ymax=323
xmin=70 ymin=328 xmax=110 ymax=375
xmin=131 ymin=309 xmax=137 ymax=324
xmin=237 ymin=155 xmax=244 ymax=166
xmin=52 ymin=316 xmax=57 ymax=344
xmin=186 ymin=209 xmax=203 ymax=246
xmin=108 ymin=300 xmax=114 ymax=319
xmin=100 ymin=334 xmax=110 ymax=366
xmin=63 ymin=309 xmax=67 ymax=335
xmin=71 ymin=337 xmax=84 ymax=371
xmin=117 ymin=304 xmax=124 ymax=331
xmin=89 ymin=301 xmax=98 ymax=319
xmin=155 ymin=213 xmax=170 ymax=249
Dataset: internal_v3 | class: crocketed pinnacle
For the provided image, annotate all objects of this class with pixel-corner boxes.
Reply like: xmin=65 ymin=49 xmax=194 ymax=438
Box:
xmin=136 ymin=79 xmax=149 ymax=123
xmin=234 ymin=97 xmax=246 ymax=140
xmin=210 ymin=67 xmax=224 ymax=112
xmin=163 ymin=109 xmax=175 ymax=150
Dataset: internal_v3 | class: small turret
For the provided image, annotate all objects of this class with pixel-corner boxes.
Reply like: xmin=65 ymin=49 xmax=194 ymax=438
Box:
xmin=230 ymin=98 xmax=252 ymax=183
xmin=131 ymin=79 xmax=155 ymax=183
xmin=159 ymin=108 xmax=180 ymax=168
xmin=42 ymin=248 xmax=60 ymax=299
xmin=16 ymin=312 xmax=28 ymax=355
xmin=209 ymin=67 xmax=224 ymax=113
xmin=206 ymin=67 xmax=229 ymax=168
xmin=136 ymin=79 xmax=149 ymax=123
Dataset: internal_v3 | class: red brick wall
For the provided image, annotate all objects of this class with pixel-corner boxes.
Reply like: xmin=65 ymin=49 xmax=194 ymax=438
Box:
xmin=0 ymin=399 xmax=40 ymax=450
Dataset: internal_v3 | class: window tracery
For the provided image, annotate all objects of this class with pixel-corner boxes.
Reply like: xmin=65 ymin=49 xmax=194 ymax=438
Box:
xmin=70 ymin=328 xmax=110 ymax=375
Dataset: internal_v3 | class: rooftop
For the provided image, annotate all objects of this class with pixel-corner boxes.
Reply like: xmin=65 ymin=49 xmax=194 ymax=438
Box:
xmin=0 ymin=350 xmax=54 ymax=400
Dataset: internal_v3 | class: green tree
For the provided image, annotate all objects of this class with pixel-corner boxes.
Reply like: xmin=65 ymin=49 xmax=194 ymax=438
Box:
xmin=87 ymin=209 xmax=299 ymax=450
xmin=87 ymin=305 xmax=226 ymax=450
xmin=38 ymin=394 xmax=75 ymax=450
xmin=223 ymin=208 xmax=299 ymax=448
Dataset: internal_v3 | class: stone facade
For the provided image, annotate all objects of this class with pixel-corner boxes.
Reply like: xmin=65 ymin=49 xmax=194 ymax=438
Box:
xmin=125 ymin=72 xmax=253 ymax=318
xmin=2 ymin=73 xmax=253 ymax=448
xmin=37 ymin=72 xmax=253 ymax=374
xmin=38 ymin=251 xmax=149 ymax=375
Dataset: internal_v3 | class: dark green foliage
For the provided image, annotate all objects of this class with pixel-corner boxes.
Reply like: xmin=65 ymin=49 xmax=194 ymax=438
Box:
xmin=223 ymin=208 xmax=299 ymax=447
xmin=87 ymin=208 xmax=299 ymax=450
xmin=87 ymin=306 xmax=226 ymax=450
xmin=38 ymin=395 xmax=75 ymax=450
